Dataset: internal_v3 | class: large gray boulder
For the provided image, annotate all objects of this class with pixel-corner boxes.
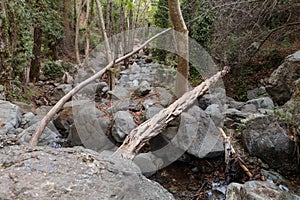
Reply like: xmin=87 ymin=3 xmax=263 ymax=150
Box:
xmin=112 ymin=111 xmax=137 ymax=142
xmin=0 ymin=145 xmax=175 ymax=200
xmin=266 ymin=50 xmax=300 ymax=105
xmin=73 ymin=103 xmax=113 ymax=152
xmin=18 ymin=121 xmax=61 ymax=147
xmin=151 ymin=105 xmax=224 ymax=160
xmin=242 ymin=115 xmax=298 ymax=173
xmin=226 ymin=181 xmax=299 ymax=200
xmin=0 ymin=100 xmax=21 ymax=134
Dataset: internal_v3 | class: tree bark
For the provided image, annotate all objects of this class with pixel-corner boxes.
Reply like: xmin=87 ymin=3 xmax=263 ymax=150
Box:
xmin=75 ymin=0 xmax=82 ymax=64
xmin=168 ymin=0 xmax=189 ymax=98
xmin=29 ymin=28 xmax=171 ymax=147
xmin=30 ymin=24 xmax=42 ymax=82
xmin=114 ymin=66 xmax=230 ymax=160
xmin=95 ymin=0 xmax=115 ymax=90
xmin=62 ymin=0 xmax=74 ymax=56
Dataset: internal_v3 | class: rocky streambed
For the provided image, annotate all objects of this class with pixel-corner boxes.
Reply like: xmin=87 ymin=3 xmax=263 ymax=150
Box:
xmin=1 ymin=51 xmax=300 ymax=199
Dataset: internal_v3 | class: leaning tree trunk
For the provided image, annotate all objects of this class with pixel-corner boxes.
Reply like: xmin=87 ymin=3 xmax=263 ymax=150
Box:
xmin=30 ymin=24 xmax=42 ymax=82
xmin=168 ymin=0 xmax=189 ymax=98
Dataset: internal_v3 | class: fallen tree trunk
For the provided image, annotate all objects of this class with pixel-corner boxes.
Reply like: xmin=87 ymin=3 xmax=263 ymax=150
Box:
xmin=113 ymin=66 xmax=230 ymax=159
xmin=29 ymin=28 xmax=171 ymax=146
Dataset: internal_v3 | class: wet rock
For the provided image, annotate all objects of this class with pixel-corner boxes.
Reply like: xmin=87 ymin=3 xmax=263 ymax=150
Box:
xmin=266 ymin=50 xmax=300 ymax=105
xmin=246 ymin=97 xmax=274 ymax=110
xmin=242 ymin=115 xmax=298 ymax=174
xmin=0 ymin=145 xmax=175 ymax=200
xmin=18 ymin=121 xmax=62 ymax=147
xmin=112 ymin=111 xmax=137 ymax=142
xmin=226 ymin=181 xmax=299 ymax=200
xmin=0 ymin=100 xmax=21 ymax=134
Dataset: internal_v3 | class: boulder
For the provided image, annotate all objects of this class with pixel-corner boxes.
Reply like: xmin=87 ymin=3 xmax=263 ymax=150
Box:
xmin=52 ymin=84 xmax=73 ymax=101
xmin=247 ymin=86 xmax=267 ymax=100
xmin=266 ymin=50 xmax=300 ymax=105
xmin=135 ymin=80 xmax=151 ymax=96
xmin=108 ymin=86 xmax=130 ymax=100
xmin=246 ymin=97 xmax=274 ymax=110
xmin=205 ymin=104 xmax=224 ymax=126
xmin=155 ymin=87 xmax=173 ymax=107
xmin=18 ymin=121 xmax=61 ymax=147
xmin=242 ymin=115 xmax=298 ymax=173
xmin=112 ymin=111 xmax=137 ymax=142
xmin=73 ymin=103 xmax=113 ymax=152
xmin=0 ymin=100 xmax=21 ymax=134
xmin=0 ymin=145 xmax=175 ymax=200
xmin=133 ymin=153 xmax=164 ymax=177
xmin=198 ymin=87 xmax=226 ymax=109
xmin=226 ymin=181 xmax=299 ymax=200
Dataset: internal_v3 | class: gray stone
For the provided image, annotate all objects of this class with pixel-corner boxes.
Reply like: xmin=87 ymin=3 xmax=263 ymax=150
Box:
xmin=133 ymin=153 xmax=163 ymax=177
xmin=247 ymin=86 xmax=267 ymax=100
xmin=52 ymin=84 xmax=73 ymax=101
xmin=145 ymin=106 xmax=163 ymax=120
xmin=226 ymin=181 xmax=299 ymax=200
xmin=21 ymin=112 xmax=35 ymax=125
xmin=112 ymin=111 xmax=137 ymax=142
xmin=205 ymin=104 xmax=224 ymax=126
xmin=108 ymin=86 xmax=130 ymax=100
xmin=155 ymin=87 xmax=173 ymax=107
xmin=226 ymin=97 xmax=245 ymax=109
xmin=241 ymin=103 xmax=258 ymax=113
xmin=18 ymin=121 xmax=61 ymax=147
xmin=242 ymin=115 xmax=298 ymax=173
xmin=11 ymin=101 xmax=35 ymax=114
xmin=0 ymin=145 xmax=175 ymax=200
xmin=0 ymin=100 xmax=21 ymax=134
xmin=156 ymin=106 xmax=224 ymax=160
xmin=223 ymin=108 xmax=251 ymax=121
xmin=34 ymin=105 xmax=52 ymax=115
xmin=246 ymin=97 xmax=274 ymax=110
xmin=266 ymin=50 xmax=300 ymax=105
xmin=73 ymin=103 xmax=113 ymax=152
xmin=198 ymin=87 xmax=226 ymax=109
xmin=136 ymin=80 xmax=151 ymax=96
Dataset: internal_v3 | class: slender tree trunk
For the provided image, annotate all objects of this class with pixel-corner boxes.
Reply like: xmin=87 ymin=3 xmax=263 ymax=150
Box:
xmin=75 ymin=0 xmax=83 ymax=64
xmin=84 ymin=0 xmax=91 ymax=66
xmin=63 ymin=0 xmax=74 ymax=56
xmin=168 ymin=0 xmax=189 ymax=98
xmin=30 ymin=24 xmax=42 ymax=82
xmin=95 ymin=0 xmax=115 ymax=90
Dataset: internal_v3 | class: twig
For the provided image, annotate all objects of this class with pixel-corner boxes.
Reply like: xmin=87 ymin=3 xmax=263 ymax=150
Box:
xmin=218 ymin=127 xmax=253 ymax=178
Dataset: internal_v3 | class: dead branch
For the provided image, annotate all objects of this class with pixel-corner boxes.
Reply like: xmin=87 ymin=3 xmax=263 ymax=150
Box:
xmin=218 ymin=127 xmax=253 ymax=178
xmin=29 ymin=28 xmax=171 ymax=147
xmin=113 ymin=66 xmax=230 ymax=160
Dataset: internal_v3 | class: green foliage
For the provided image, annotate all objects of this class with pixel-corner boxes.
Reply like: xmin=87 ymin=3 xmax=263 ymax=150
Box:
xmin=42 ymin=61 xmax=65 ymax=79
xmin=154 ymin=0 xmax=170 ymax=28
